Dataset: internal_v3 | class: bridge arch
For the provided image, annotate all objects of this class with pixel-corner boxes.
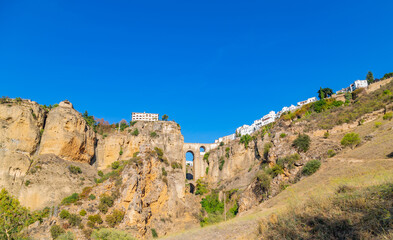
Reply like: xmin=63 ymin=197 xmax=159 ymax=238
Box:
xmin=182 ymin=143 xmax=219 ymax=180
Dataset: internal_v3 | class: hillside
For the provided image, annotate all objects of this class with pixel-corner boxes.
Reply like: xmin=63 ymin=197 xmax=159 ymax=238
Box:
xmin=0 ymin=78 xmax=393 ymax=239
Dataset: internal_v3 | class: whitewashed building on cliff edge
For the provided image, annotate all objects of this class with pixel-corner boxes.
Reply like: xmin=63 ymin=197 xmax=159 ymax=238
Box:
xmin=132 ymin=112 xmax=159 ymax=121
xmin=336 ymin=79 xmax=368 ymax=94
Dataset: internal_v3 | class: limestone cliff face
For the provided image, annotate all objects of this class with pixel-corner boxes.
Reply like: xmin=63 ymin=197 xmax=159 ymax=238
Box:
xmin=0 ymin=99 xmax=45 ymax=204
xmin=28 ymin=151 xmax=199 ymax=239
xmin=39 ymin=101 xmax=96 ymax=163
xmin=95 ymin=121 xmax=183 ymax=170
xmin=0 ymin=99 xmax=97 ymax=210
xmin=0 ymin=99 xmax=45 ymax=155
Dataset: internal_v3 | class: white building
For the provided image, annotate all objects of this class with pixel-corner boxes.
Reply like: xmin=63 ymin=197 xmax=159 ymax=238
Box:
xmin=276 ymin=104 xmax=298 ymax=118
xmin=350 ymin=80 xmax=368 ymax=92
xmin=235 ymin=111 xmax=277 ymax=136
xmin=297 ymin=97 xmax=317 ymax=106
xmin=336 ymin=80 xmax=368 ymax=94
xmin=131 ymin=112 xmax=159 ymax=121
xmin=186 ymin=161 xmax=193 ymax=166
xmin=215 ymin=133 xmax=236 ymax=144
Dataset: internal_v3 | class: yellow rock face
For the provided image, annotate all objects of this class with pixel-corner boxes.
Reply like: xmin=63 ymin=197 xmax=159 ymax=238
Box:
xmin=39 ymin=102 xmax=95 ymax=163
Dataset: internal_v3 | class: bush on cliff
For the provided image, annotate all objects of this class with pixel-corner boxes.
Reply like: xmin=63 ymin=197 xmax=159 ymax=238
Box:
xmin=292 ymin=134 xmax=311 ymax=152
xmin=302 ymin=160 xmax=321 ymax=176
xmin=91 ymin=228 xmax=136 ymax=240
xmin=240 ymin=134 xmax=252 ymax=149
xmin=341 ymin=132 xmax=361 ymax=149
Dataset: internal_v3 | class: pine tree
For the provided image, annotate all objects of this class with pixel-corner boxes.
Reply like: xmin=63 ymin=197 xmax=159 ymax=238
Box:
xmin=366 ymin=71 xmax=374 ymax=84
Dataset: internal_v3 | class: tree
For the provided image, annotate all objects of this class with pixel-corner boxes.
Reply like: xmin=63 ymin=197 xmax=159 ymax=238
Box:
xmin=0 ymin=189 xmax=30 ymax=240
xmin=366 ymin=71 xmax=374 ymax=84
xmin=318 ymin=87 xmax=325 ymax=99
xmin=162 ymin=114 xmax=168 ymax=121
xmin=317 ymin=87 xmax=333 ymax=99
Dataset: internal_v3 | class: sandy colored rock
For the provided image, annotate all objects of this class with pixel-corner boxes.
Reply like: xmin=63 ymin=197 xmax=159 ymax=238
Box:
xmin=39 ymin=101 xmax=95 ymax=163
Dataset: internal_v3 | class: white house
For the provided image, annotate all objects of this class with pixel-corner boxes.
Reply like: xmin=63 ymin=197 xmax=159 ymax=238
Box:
xmin=297 ymin=97 xmax=317 ymax=106
xmin=336 ymin=80 xmax=368 ymax=94
xmin=235 ymin=111 xmax=277 ymax=136
xmin=350 ymin=80 xmax=368 ymax=92
xmin=276 ymin=104 xmax=298 ymax=118
xmin=131 ymin=112 xmax=159 ymax=121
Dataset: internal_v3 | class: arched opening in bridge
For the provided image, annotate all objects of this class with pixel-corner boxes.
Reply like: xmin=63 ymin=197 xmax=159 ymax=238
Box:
xmin=189 ymin=183 xmax=195 ymax=194
xmin=200 ymin=146 xmax=206 ymax=153
xmin=186 ymin=151 xmax=194 ymax=180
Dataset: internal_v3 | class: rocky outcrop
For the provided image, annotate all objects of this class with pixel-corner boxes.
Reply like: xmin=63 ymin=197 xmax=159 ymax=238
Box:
xmin=27 ymin=151 xmax=198 ymax=239
xmin=39 ymin=100 xmax=96 ymax=164
xmin=95 ymin=121 xmax=183 ymax=170
xmin=0 ymin=100 xmax=45 ymax=204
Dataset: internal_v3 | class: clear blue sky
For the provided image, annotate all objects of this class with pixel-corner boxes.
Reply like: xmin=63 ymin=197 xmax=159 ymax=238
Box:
xmin=1 ymin=1 xmax=393 ymax=143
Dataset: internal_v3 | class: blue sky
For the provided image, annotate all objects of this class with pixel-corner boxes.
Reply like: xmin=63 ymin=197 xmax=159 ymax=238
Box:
xmin=1 ymin=1 xmax=393 ymax=143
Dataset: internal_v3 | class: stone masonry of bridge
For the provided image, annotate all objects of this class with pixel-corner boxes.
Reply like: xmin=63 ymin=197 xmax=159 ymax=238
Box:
xmin=182 ymin=143 xmax=218 ymax=180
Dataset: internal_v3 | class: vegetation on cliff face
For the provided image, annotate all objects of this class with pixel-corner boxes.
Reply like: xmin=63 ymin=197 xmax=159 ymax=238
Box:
xmin=0 ymin=189 xmax=49 ymax=240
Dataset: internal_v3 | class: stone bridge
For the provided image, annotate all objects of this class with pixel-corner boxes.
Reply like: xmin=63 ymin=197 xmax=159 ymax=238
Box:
xmin=183 ymin=142 xmax=218 ymax=181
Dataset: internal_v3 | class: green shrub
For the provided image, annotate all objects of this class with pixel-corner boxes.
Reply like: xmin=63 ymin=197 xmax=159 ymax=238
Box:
xmin=131 ymin=128 xmax=139 ymax=136
xmin=292 ymin=134 xmax=311 ymax=152
xmin=171 ymin=162 xmax=182 ymax=169
xmin=59 ymin=209 xmax=70 ymax=219
xmin=151 ymin=228 xmax=158 ymax=238
xmin=203 ymin=152 xmax=210 ymax=163
xmin=68 ymin=165 xmax=82 ymax=174
xmin=240 ymin=134 xmax=252 ymax=149
xmin=375 ymin=122 xmax=382 ymax=128
xmin=129 ymin=121 xmax=137 ymax=126
xmin=341 ymin=132 xmax=361 ymax=149
xmin=227 ymin=202 xmax=239 ymax=219
xmin=302 ymin=160 xmax=321 ymax=176
xmin=79 ymin=209 xmax=87 ymax=216
xmin=219 ymin=157 xmax=225 ymax=171
xmin=263 ymin=142 xmax=273 ymax=159
xmin=89 ymin=194 xmax=96 ymax=200
xmin=57 ymin=231 xmax=75 ymax=240
xmin=195 ymin=179 xmax=208 ymax=195
xmin=111 ymin=161 xmax=120 ymax=170
xmin=383 ymin=112 xmax=393 ymax=120
xmin=50 ymin=224 xmax=65 ymax=239
xmin=88 ymin=214 xmax=103 ymax=225
xmin=61 ymin=193 xmax=79 ymax=205
xmin=68 ymin=213 xmax=82 ymax=226
xmin=150 ymin=131 xmax=158 ymax=138
xmin=205 ymin=167 xmax=209 ymax=174
xmin=257 ymin=171 xmax=271 ymax=193
xmin=98 ymin=194 xmax=114 ymax=213
xmin=200 ymin=193 xmax=224 ymax=226
xmin=219 ymin=142 xmax=224 ymax=146
xmin=106 ymin=209 xmax=125 ymax=227
xmin=225 ymin=147 xmax=230 ymax=158
xmin=280 ymin=133 xmax=287 ymax=138
xmin=154 ymin=147 xmax=164 ymax=158
xmin=201 ymin=193 xmax=224 ymax=214
xmin=98 ymin=170 xmax=104 ymax=177
xmin=91 ymin=228 xmax=136 ymax=240
xmin=323 ymin=131 xmax=330 ymax=139
xmin=276 ymin=153 xmax=300 ymax=169
xmin=119 ymin=148 xmax=123 ymax=156
xmin=25 ymin=180 xmax=30 ymax=187
xmin=161 ymin=167 xmax=167 ymax=177
xmin=327 ymin=149 xmax=336 ymax=158
xmin=271 ymin=164 xmax=284 ymax=177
